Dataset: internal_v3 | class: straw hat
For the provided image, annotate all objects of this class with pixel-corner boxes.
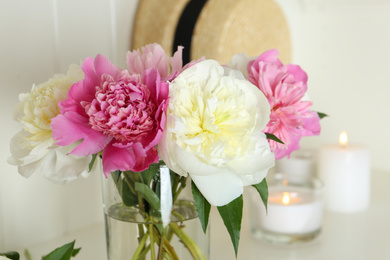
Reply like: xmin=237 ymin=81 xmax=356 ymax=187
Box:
xmin=132 ymin=0 xmax=190 ymax=54
xmin=132 ymin=0 xmax=291 ymax=64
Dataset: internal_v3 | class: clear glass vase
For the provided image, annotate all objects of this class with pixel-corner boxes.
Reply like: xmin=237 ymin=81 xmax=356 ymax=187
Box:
xmin=101 ymin=163 xmax=210 ymax=260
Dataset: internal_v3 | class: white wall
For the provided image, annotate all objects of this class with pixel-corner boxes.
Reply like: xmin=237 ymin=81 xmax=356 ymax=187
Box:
xmin=1 ymin=0 xmax=389 ymax=252
xmin=0 ymin=0 xmax=139 ymax=251
xmin=277 ymin=0 xmax=390 ymax=171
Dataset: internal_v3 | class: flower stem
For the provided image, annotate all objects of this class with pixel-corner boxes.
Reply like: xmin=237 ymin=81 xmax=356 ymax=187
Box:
xmin=138 ymin=244 xmax=151 ymax=259
xmin=157 ymin=226 xmax=167 ymax=260
xmin=162 ymin=252 xmax=173 ymax=260
xmin=163 ymin=237 xmax=180 ymax=260
xmin=172 ymin=176 xmax=188 ymax=203
xmin=149 ymin=223 xmax=156 ymax=260
xmin=122 ymin=171 xmax=137 ymax=195
xmin=169 ymin=222 xmax=207 ymax=260
xmin=132 ymin=228 xmax=149 ymax=260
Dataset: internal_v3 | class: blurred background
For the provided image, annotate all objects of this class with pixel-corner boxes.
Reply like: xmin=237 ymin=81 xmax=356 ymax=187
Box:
xmin=1 ymin=0 xmax=389 ymax=252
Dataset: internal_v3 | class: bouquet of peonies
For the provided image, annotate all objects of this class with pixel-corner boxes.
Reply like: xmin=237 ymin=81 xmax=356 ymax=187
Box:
xmin=9 ymin=43 xmax=323 ymax=259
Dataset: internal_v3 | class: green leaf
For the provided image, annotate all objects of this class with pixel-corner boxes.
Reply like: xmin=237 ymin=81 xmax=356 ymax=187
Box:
xmin=135 ymin=182 xmax=161 ymax=211
xmin=88 ymin=154 xmax=98 ymax=172
xmin=71 ymin=248 xmax=81 ymax=257
xmin=112 ymin=173 xmax=138 ymax=207
xmin=42 ymin=240 xmax=80 ymax=260
xmin=139 ymin=164 xmax=159 ymax=185
xmin=217 ymin=195 xmax=243 ymax=258
xmin=191 ymin=180 xmax=211 ymax=233
xmin=155 ymin=179 xmax=161 ymax=200
xmin=252 ymin=178 xmax=268 ymax=213
xmin=154 ymin=223 xmax=164 ymax=235
xmin=265 ymin=133 xmax=284 ymax=144
xmin=24 ymin=249 xmax=32 ymax=260
xmin=115 ymin=170 xmax=121 ymax=182
xmin=317 ymin=112 xmax=328 ymax=119
xmin=0 ymin=251 xmax=20 ymax=260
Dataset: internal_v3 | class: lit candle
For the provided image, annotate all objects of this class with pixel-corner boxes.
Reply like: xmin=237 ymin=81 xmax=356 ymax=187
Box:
xmin=248 ymin=174 xmax=324 ymax=243
xmin=259 ymin=188 xmax=323 ymax=234
xmin=318 ymin=131 xmax=370 ymax=212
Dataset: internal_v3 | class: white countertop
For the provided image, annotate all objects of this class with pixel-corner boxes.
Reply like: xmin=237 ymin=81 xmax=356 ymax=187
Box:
xmin=20 ymin=170 xmax=390 ymax=260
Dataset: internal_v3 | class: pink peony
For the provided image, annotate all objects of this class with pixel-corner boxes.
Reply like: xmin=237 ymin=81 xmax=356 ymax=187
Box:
xmin=247 ymin=49 xmax=321 ymax=159
xmin=126 ymin=43 xmax=205 ymax=82
xmin=51 ymin=54 xmax=169 ymax=176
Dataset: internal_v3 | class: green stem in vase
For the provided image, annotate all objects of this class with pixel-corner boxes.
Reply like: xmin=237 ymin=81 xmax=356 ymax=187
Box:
xmin=137 ymin=224 xmax=145 ymax=243
xmin=157 ymin=226 xmax=167 ymax=260
xmin=123 ymin=171 xmax=153 ymax=260
xmin=132 ymin=228 xmax=150 ymax=260
xmin=172 ymin=177 xmax=188 ymax=204
xmin=165 ymin=225 xmax=174 ymax=242
xmin=162 ymin=252 xmax=173 ymax=260
xmin=171 ymin=174 xmax=179 ymax=195
xmin=138 ymin=244 xmax=151 ymax=260
xmin=163 ymin=237 xmax=180 ymax=260
xmin=123 ymin=171 xmax=137 ymax=195
xmin=169 ymin=222 xmax=207 ymax=260
xmin=171 ymin=211 xmax=185 ymax=222
xmin=125 ymin=172 xmax=146 ymax=213
xmin=149 ymin=223 xmax=156 ymax=260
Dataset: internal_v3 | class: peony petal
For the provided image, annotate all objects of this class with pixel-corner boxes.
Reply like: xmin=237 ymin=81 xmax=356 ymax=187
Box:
xmin=274 ymin=133 xmax=302 ymax=159
xmin=158 ymin=129 xmax=185 ymax=175
xmin=191 ymin=171 xmax=243 ymax=207
xmin=8 ymin=130 xmax=51 ymax=166
xmin=8 ymin=130 xmax=50 ymax=178
xmin=127 ymin=43 xmax=169 ymax=79
xmin=79 ymin=57 xmax=100 ymax=101
xmin=143 ymin=68 xmax=159 ymax=103
xmin=144 ymin=102 xmax=167 ymax=150
xmin=169 ymin=46 xmax=184 ymax=73
xmin=228 ymin=133 xmax=275 ymax=185
xmin=132 ymin=147 xmax=159 ymax=172
xmin=253 ymin=49 xmax=282 ymax=66
xmin=94 ymin=54 xmax=121 ymax=80
xmin=160 ymin=165 xmax=173 ymax=228
xmin=286 ymin=64 xmax=308 ymax=88
xmin=102 ymin=142 xmax=159 ymax=176
xmin=102 ymin=142 xmax=136 ymax=176
xmin=41 ymin=144 xmax=92 ymax=184
xmin=51 ymin=112 xmax=111 ymax=156
xmin=301 ymin=111 xmax=321 ymax=136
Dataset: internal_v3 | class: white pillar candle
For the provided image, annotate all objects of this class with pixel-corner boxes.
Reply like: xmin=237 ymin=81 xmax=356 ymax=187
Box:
xmin=318 ymin=131 xmax=370 ymax=213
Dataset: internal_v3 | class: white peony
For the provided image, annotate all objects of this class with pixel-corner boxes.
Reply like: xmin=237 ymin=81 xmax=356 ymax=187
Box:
xmin=225 ymin=53 xmax=253 ymax=78
xmin=159 ymin=60 xmax=275 ymax=206
xmin=8 ymin=65 xmax=94 ymax=184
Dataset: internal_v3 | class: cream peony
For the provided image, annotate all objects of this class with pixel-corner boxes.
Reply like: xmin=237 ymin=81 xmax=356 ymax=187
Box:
xmin=225 ymin=53 xmax=253 ymax=78
xmin=8 ymin=65 xmax=94 ymax=183
xmin=159 ymin=60 xmax=275 ymax=206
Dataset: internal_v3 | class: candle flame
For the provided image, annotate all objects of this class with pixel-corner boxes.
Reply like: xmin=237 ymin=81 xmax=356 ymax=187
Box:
xmin=339 ymin=131 xmax=348 ymax=147
xmin=282 ymin=192 xmax=290 ymax=205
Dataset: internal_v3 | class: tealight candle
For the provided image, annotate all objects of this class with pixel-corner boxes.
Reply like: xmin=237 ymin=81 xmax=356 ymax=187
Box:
xmin=318 ymin=131 xmax=370 ymax=212
xmin=248 ymin=173 xmax=324 ymax=244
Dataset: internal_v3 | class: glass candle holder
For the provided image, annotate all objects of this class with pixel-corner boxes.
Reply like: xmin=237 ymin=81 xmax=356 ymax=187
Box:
xmin=248 ymin=173 xmax=324 ymax=244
